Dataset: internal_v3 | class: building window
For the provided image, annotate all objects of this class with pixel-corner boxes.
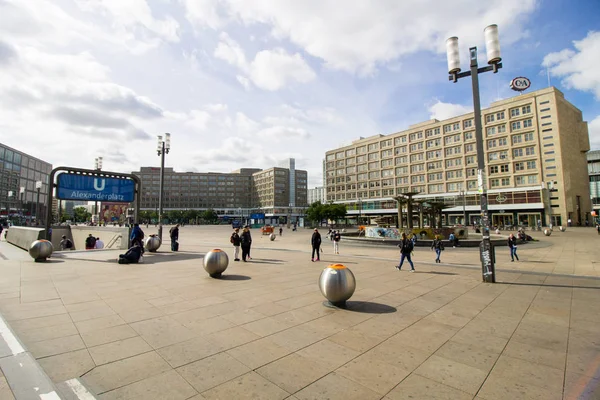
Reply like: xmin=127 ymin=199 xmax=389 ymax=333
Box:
xmin=453 ymin=122 xmax=460 ymax=131
xmin=527 ymin=175 xmax=538 ymax=184
xmin=443 ymin=125 xmax=452 ymax=133
xmin=395 ymin=146 xmax=407 ymax=155
xmin=527 ymin=160 xmax=537 ymax=169
xmin=542 ymin=129 xmax=553 ymax=133
xmin=485 ymin=114 xmax=495 ymax=124
xmin=496 ymin=111 xmax=505 ymax=120
xmin=523 ymin=119 xmax=533 ymax=128
xmin=464 ymin=120 xmax=473 ymax=129
xmin=368 ymin=152 xmax=379 ymax=161
xmin=524 ymin=132 xmax=534 ymax=141
xmin=510 ymin=108 xmax=520 ymax=117
xmin=488 ymin=139 xmax=497 ymax=149
xmin=546 ymin=158 xmax=555 ymax=162
xmin=547 ymin=174 xmax=557 ymax=177
xmin=380 ymin=139 xmax=392 ymax=148
xmin=498 ymin=138 xmax=507 ymax=146
xmin=522 ymin=105 xmax=531 ymax=114
xmin=368 ymin=143 xmax=379 ymax=151
xmin=490 ymin=178 xmax=500 ymax=187
xmin=540 ymin=108 xmax=550 ymax=112
xmin=498 ymin=125 xmax=506 ymax=133
xmin=465 ymin=143 xmax=474 ymax=152
xmin=541 ymin=115 xmax=551 ymax=119
xmin=501 ymin=177 xmax=510 ymax=186
xmin=546 ymin=166 xmax=556 ymax=170
xmin=428 ymin=184 xmax=443 ymax=193
xmin=466 ymin=156 xmax=476 ymax=165
xmin=512 ymin=135 xmax=522 ymax=145
xmin=525 ymin=147 xmax=535 ymax=156
xmin=486 ymin=126 xmax=496 ymax=136
xmin=515 ymin=162 xmax=524 ymax=171
xmin=513 ymin=148 xmax=523 ymax=158
xmin=464 ymin=131 xmax=474 ymax=140
xmin=511 ymin=121 xmax=521 ymax=130
xmin=501 ymin=164 xmax=509 ymax=173
xmin=515 ymin=176 xmax=526 ymax=185
xmin=543 ymin=143 xmax=554 ymax=147
xmin=540 ymin=100 xmax=550 ymax=105
xmin=542 ymin=136 xmax=553 ymax=139
xmin=410 ymin=143 xmax=424 ymax=151
xmin=467 ymin=180 xmax=477 ymax=189
xmin=544 ymin=151 xmax=555 ymax=155
xmin=467 ymin=168 xmax=476 ymax=177
xmin=490 ymin=166 xmax=499 ymax=174
xmin=410 ymin=153 xmax=424 ymax=162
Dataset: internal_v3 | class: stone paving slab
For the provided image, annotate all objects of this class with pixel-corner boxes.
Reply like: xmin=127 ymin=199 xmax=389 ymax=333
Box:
xmin=0 ymin=225 xmax=599 ymax=399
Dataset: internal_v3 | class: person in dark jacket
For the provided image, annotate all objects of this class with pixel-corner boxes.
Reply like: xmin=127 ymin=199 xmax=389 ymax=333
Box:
xmin=245 ymin=226 xmax=253 ymax=259
xmin=431 ymin=235 xmax=444 ymax=263
xmin=396 ymin=232 xmax=415 ymax=272
xmin=85 ymin=234 xmax=96 ymax=250
xmin=130 ymin=223 xmax=145 ymax=250
xmin=311 ymin=228 xmax=322 ymax=261
xmin=508 ymin=233 xmax=519 ymax=261
xmin=169 ymin=224 xmax=180 ymax=251
xmin=118 ymin=243 xmax=142 ymax=264
xmin=231 ymin=228 xmax=241 ymax=261
xmin=240 ymin=226 xmax=252 ymax=262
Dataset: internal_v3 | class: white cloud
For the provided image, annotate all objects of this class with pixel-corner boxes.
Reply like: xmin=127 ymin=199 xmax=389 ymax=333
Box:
xmin=185 ymin=0 xmax=538 ymax=75
xmin=428 ymin=100 xmax=472 ymax=120
xmin=543 ymin=31 xmax=600 ymax=98
xmin=589 ymin=115 xmax=600 ymax=150
xmin=257 ymin=126 xmax=310 ymax=140
xmin=214 ymin=34 xmax=315 ymax=90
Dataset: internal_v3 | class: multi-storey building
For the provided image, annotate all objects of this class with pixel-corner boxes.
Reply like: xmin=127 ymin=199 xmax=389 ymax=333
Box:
xmin=588 ymin=150 xmax=600 ymax=219
xmin=133 ymin=159 xmax=308 ymax=224
xmin=0 ymin=143 xmax=52 ymax=224
xmin=308 ymin=186 xmax=326 ymax=204
xmin=324 ymin=87 xmax=591 ymax=228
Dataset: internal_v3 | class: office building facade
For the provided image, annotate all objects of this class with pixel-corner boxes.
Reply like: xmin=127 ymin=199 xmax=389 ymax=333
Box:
xmin=0 ymin=143 xmax=52 ymax=224
xmin=324 ymin=87 xmax=591 ymax=228
xmin=588 ymin=150 xmax=600 ymax=218
xmin=308 ymin=186 xmax=326 ymax=204
xmin=133 ymin=159 xmax=308 ymax=223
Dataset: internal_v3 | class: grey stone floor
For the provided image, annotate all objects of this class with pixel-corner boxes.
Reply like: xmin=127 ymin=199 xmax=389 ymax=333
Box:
xmin=0 ymin=225 xmax=599 ymax=399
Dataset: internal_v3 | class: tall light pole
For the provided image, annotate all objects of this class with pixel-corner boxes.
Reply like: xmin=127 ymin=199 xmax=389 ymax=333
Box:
xmin=446 ymin=25 xmax=502 ymax=283
xmin=459 ymin=190 xmax=467 ymax=226
xmin=157 ymin=133 xmax=171 ymax=241
xmin=7 ymin=191 xmax=13 ymax=224
xmin=35 ymin=181 xmax=42 ymax=225
xmin=94 ymin=157 xmax=103 ymax=224
xmin=358 ymin=198 xmax=362 ymax=226
xmin=19 ymin=187 xmax=25 ymax=225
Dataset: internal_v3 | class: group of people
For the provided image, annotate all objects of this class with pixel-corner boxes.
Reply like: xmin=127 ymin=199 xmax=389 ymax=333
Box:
xmin=309 ymin=228 xmax=343 ymax=261
xmin=230 ymin=226 xmax=253 ymax=262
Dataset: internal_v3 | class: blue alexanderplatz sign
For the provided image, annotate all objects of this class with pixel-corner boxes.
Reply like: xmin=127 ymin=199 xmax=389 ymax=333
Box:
xmin=57 ymin=173 xmax=135 ymax=202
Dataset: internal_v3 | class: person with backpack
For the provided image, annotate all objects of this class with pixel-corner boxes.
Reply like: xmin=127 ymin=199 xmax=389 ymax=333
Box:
xmin=85 ymin=234 xmax=96 ymax=250
xmin=130 ymin=223 xmax=145 ymax=250
xmin=396 ymin=232 xmax=415 ymax=272
xmin=169 ymin=224 xmax=179 ymax=251
xmin=508 ymin=233 xmax=519 ymax=262
xmin=230 ymin=227 xmax=241 ymax=261
xmin=240 ymin=226 xmax=252 ymax=262
xmin=60 ymin=235 xmax=74 ymax=250
xmin=448 ymin=232 xmax=456 ymax=248
xmin=118 ymin=242 xmax=143 ymax=264
xmin=333 ymin=230 xmax=341 ymax=254
xmin=311 ymin=228 xmax=322 ymax=261
xmin=431 ymin=235 xmax=444 ymax=263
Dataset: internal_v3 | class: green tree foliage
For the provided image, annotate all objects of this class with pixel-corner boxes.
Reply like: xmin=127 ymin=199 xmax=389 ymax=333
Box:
xmin=72 ymin=206 xmax=91 ymax=223
xmin=201 ymin=209 xmax=218 ymax=223
xmin=306 ymin=202 xmax=347 ymax=226
xmin=306 ymin=201 xmax=324 ymax=224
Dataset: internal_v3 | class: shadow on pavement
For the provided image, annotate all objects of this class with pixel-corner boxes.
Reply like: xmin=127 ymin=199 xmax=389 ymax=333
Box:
xmin=345 ymin=301 xmax=396 ymax=314
xmin=425 ymin=271 xmax=458 ymax=275
xmin=497 ymin=281 xmax=600 ymax=290
xmin=218 ymin=274 xmax=251 ymax=281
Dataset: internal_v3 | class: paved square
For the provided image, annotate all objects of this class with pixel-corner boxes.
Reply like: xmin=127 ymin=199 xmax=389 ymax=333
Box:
xmin=1 ymin=225 xmax=599 ymax=399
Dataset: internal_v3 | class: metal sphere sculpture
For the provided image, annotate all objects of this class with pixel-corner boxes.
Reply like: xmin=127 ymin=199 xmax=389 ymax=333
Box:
xmin=145 ymin=236 xmax=161 ymax=252
xmin=559 ymin=226 xmax=566 ymax=232
xmin=203 ymin=249 xmax=229 ymax=278
xmin=269 ymin=233 xmax=276 ymax=241
xmin=29 ymin=240 xmax=53 ymax=262
xmin=543 ymin=229 xmax=552 ymax=236
xmin=319 ymin=263 xmax=356 ymax=308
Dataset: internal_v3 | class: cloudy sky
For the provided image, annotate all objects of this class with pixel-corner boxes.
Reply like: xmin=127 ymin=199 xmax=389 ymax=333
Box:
xmin=1 ymin=0 xmax=599 ymax=188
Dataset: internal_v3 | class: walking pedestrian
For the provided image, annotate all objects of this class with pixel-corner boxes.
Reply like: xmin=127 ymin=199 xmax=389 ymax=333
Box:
xmin=333 ymin=230 xmax=341 ymax=254
xmin=508 ymin=233 xmax=519 ymax=262
xmin=431 ymin=235 xmax=444 ymax=263
xmin=245 ymin=226 xmax=253 ymax=259
xmin=395 ymin=233 xmax=415 ymax=272
xmin=311 ymin=228 xmax=322 ymax=261
xmin=169 ymin=224 xmax=180 ymax=251
xmin=279 ymin=227 xmax=283 ymax=236
xmin=230 ymin=228 xmax=241 ymax=261
xmin=448 ymin=232 xmax=456 ymax=248
xmin=240 ymin=226 xmax=252 ymax=262
xmin=85 ymin=234 xmax=96 ymax=250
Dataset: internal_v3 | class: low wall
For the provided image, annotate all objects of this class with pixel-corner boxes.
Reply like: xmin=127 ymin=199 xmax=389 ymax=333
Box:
xmin=6 ymin=227 xmax=45 ymax=250
xmin=70 ymin=226 xmax=130 ymax=250
xmin=364 ymin=226 xmax=468 ymax=240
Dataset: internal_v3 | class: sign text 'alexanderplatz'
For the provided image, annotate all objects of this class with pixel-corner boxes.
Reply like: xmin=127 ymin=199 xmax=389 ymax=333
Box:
xmin=57 ymin=174 xmax=135 ymax=202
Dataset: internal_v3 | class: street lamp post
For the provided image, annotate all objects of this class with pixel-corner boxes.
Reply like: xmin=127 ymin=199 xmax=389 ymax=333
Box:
xmin=94 ymin=157 xmax=103 ymax=223
xmin=7 ymin=191 xmax=13 ymax=223
xmin=446 ymin=24 xmax=502 ymax=283
xmin=35 ymin=181 xmax=42 ymax=225
xmin=358 ymin=198 xmax=362 ymax=226
xmin=459 ymin=190 xmax=467 ymax=226
xmin=19 ymin=187 xmax=25 ymax=225
xmin=157 ymin=133 xmax=171 ymax=241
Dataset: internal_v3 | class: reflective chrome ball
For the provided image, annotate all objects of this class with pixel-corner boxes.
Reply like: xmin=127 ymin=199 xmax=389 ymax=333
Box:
xmin=543 ymin=229 xmax=552 ymax=236
xmin=270 ymin=233 xmax=276 ymax=241
xmin=203 ymin=249 xmax=229 ymax=278
xmin=319 ymin=264 xmax=356 ymax=308
xmin=559 ymin=226 xmax=566 ymax=232
xmin=29 ymin=240 xmax=53 ymax=262
xmin=145 ymin=236 xmax=161 ymax=252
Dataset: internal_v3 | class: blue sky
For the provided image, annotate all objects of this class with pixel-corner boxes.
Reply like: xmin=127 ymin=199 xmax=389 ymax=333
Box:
xmin=0 ymin=0 xmax=598 ymax=188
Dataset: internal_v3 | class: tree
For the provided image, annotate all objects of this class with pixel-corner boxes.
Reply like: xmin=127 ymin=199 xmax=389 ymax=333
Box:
xmin=306 ymin=201 xmax=325 ymax=225
xmin=200 ymin=209 xmax=218 ymax=224
xmin=322 ymin=203 xmax=347 ymax=226
xmin=73 ymin=206 xmax=91 ymax=223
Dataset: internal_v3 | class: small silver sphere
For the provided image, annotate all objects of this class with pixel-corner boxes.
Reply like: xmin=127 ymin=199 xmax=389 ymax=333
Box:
xmin=319 ymin=264 xmax=356 ymax=308
xmin=145 ymin=236 xmax=161 ymax=252
xmin=29 ymin=240 xmax=53 ymax=262
xmin=543 ymin=229 xmax=552 ymax=236
xmin=269 ymin=233 xmax=276 ymax=241
xmin=203 ymin=249 xmax=229 ymax=278
xmin=559 ymin=226 xmax=566 ymax=232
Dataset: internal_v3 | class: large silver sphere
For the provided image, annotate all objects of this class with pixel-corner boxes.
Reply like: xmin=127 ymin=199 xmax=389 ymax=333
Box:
xmin=543 ymin=229 xmax=552 ymax=236
xmin=29 ymin=240 xmax=53 ymax=262
xmin=269 ymin=233 xmax=276 ymax=241
xmin=319 ymin=264 xmax=356 ymax=308
xmin=145 ymin=236 xmax=161 ymax=252
xmin=203 ymin=249 xmax=229 ymax=278
xmin=559 ymin=226 xmax=566 ymax=232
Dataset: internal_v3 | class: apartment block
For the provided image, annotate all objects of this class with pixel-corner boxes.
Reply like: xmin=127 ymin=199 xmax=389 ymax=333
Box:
xmin=324 ymin=87 xmax=591 ymax=228
xmin=133 ymin=159 xmax=308 ymax=223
